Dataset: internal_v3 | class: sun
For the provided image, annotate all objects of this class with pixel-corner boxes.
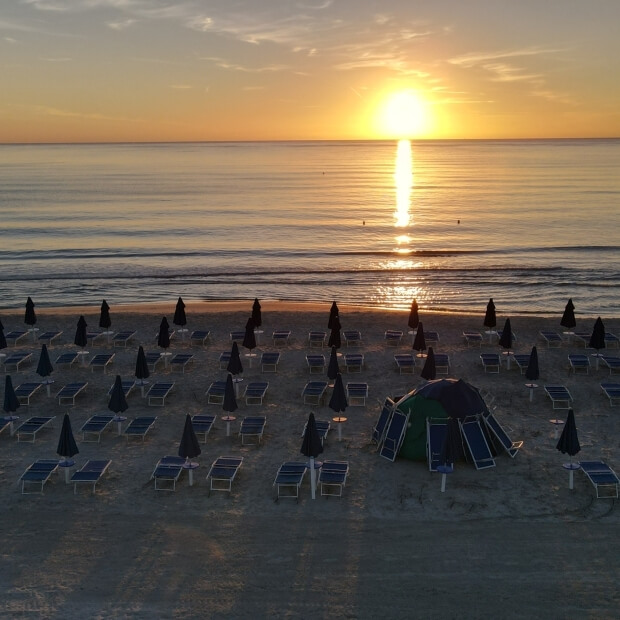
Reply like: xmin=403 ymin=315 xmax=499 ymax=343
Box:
xmin=377 ymin=91 xmax=431 ymax=139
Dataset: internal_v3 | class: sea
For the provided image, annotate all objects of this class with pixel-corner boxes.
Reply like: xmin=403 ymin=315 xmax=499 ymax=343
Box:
xmin=1 ymin=139 xmax=619 ymax=317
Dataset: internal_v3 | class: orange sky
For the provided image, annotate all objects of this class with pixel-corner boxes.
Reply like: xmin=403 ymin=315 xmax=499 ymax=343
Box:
xmin=2 ymin=1 xmax=620 ymax=142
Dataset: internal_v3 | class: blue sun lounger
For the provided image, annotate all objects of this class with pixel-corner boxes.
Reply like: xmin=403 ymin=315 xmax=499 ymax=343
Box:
xmin=5 ymin=330 xmax=28 ymax=346
xmin=272 ymin=330 xmax=291 ymax=346
xmin=239 ymin=415 xmax=266 ymax=445
xmin=55 ymin=352 xmax=78 ymax=368
xmin=3 ymin=352 xmax=32 ymax=373
xmin=302 ymin=381 xmax=328 ymax=405
xmin=190 ymin=330 xmax=210 ymax=345
xmin=308 ymin=330 xmax=326 ymax=347
xmin=319 ymin=460 xmax=349 ymax=497
xmin=89 ymin=353 xmax=115 ymax=373
xmin=107 ymin=379 xmax=135 ymax=399
xmin=71 ymin=459 xmax=112 ymax=494
xmin=170 ymin=353 xmax=194 ymax=373
xmin=601 ymin=383 xmax=620 ymax=406
xmin=302 ymin=418 xmax=331 ymax=444
xmin=343 ymin=330 xmax=362 ymax=347
xmin=601 ymin=355 xmax=620 ymax=375
xmin=80 ymin=414 xmax=115 ymax=442
xmin=38 ymin=330 xmax=63 ymax=345
xmin=605 ymin=332 xmax=620 ymax=348
xmin=343 ymin=353 xmax=364 ymax=373
xmin=459 ymin=417 xmax=496 ymax=470
xmin=511 ymin=354 xmax=531 ymax=375
xmin=191 ymin=414 xmax=216 ymax=443
xmin=15 ymin=382 xmax=43 ymax=405
xmin=306 ymin=354 xmax=326 ymax=374
xmin=229 ymin=330 xmax=245 ymax=342
xmin=57 ymin=381 xmax=88 ymax=405
xmin=372 ymin=398 xmax=394 ymax=445
xmin=16 ymin=416 xmax=56 ymax=443
xmin=244 ymin=381 xmax=269 ymax=405
xmin=0 ymin=418 xmax=12 ymax=437
xmin=482 ymin=412 xmax=523 ymax=458
xmin=20 ymin=459 xmax=59 ymax=494
xmin=480 ymin=353 xmax=500 ymax=373
xmin=112 ymin=330 xmax=136 ymax=348
xmin=152 ymin=455 xmax=186 ymax=491
xmin=540 ymin=330 xmax=563 ymax=348
xmin=544 ymin=384 xmax=573 ymax=409
xmin=384 ymin=330 xmax=403 ymax=346
xmin=206 ymin=380 xmax=227 ymax=404
xmin=147 ymin=381 xmax=174 ymax=406
xmin=426 ymin=419 xmax=448 ymax=472
xmin=346 ymin=382 xmax=368 ymax=406
xmin=578 ymin=461 xmax=619 ymax=498
xmin=380 ymin=409 xmax=409 ymax=462
xmin=261 ymin=352 xmax=280 ymax=373
xmin=218 ymin=351 xmax=231 ymax=369
xmin=568 ymin=354 xmax=590 ymax=374
xmin=124 ymin=416 xmax=157 ymax=441
xmin=435 ymin=353 xmax=450 ymax=375
xmin=394 ymin=353 xmax=415 ymax=374
xmin=273 ymin=461 xmax=307 ymax=502
xmin=463 ymin=331 xmax=483 ymax=347
xmin=145 ymin=351 xmax=163 ymax=372
xmin=207 ymin=456 xmax=243 ymax=495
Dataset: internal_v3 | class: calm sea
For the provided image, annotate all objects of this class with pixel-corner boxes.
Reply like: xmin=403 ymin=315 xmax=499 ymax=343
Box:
xmin=1 ymin=139 xmax=619 ymax=317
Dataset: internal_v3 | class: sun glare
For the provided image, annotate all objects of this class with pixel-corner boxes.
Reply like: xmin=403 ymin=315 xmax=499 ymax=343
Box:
xmin=378 ymin=91 xmax=430 ymax=139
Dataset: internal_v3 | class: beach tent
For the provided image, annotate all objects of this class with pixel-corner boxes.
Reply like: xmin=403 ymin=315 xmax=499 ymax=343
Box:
xmin=395 ymin=378 xmax=490 ymax=461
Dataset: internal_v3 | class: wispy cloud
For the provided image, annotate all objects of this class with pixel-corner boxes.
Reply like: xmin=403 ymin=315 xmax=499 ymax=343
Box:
xmin=201 ymin=56 xmax=290 ymax=74
xmin=22 ymin=103 xmax=143 ymax=123
xmin=107 ymin=19 xmax=136 ymax=30
xmin=449 ymin=46 xmax=563 ymax=68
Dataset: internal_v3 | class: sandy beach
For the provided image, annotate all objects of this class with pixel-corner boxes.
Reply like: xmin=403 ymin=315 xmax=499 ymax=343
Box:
xmin=1 ymin=300 xmax=618 ymax=619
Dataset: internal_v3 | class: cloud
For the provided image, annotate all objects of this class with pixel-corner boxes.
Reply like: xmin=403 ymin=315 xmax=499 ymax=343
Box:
xmin=107 ymin=19 xmax=136 ymax=30
xmin=201 ymin=55 xmax=289 ymax=73
xmin=23 ymin=103 xmax=143 ymax=123
xmin=448 ymin=46 xmax=563 ymax=68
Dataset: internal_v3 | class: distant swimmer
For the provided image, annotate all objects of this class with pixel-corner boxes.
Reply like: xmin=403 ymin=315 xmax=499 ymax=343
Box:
xmin=457 ymin=219 xmax=460 ymax=224
xmin=363 ymin=220 xmax=365 ymax=225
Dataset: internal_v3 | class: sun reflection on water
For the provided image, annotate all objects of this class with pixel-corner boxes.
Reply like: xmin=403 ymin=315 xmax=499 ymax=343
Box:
xmin=394 ymin=139 xmax=413 ymax=233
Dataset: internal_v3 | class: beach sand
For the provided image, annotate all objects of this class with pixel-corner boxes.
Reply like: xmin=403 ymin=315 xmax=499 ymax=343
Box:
xmin=1 ymin=301 xmax=618 ymax=619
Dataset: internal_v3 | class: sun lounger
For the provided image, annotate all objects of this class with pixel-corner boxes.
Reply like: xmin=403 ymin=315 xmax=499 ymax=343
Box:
xmin=578 ymin=461 xmax=619 ymax=498
xmin=170 ymin=353 xmax=194 ymax=373
xmin=261 ymin=352 xmax=280 ymax=373
xmin=306 ymin=354 xmax=326 ymax=374
xmin=496 ymin=328 xmax=517 ymax=342
xmin=206 ymin=380 xmax=227 ymax=404
xmin=218 ymin=351 xmax=231 ymax=369
xmin=190 ymin=330 xmax=211 ymax=345
xmin=380 ymin=409 xmax=409 ymax=462
xmin=434 ymin=353 xmax=450 ymax=375
xmin=147 ymin=381 xmax=174 ymax=406
xmin=86 ymin=330 xmax=107 ymax=345
xmin=272 ymin=330 xmax=291 ymax=346
xmin=71 ymin=459 xmax=112 ymax=494
xmin=463 ymin=331 xmax=483 ymax=347
xmin=3 ymin=352 xmax=32 ymax=372
xmin=346 ymin=382 xmax=368 ymax=406
xmin=244 ymin=381 xmax=269 ymax=405
xmin=384 ymin=330 xmax=403 ymax=346
xmin=343 ymin=353 xmax=364 ymax=373
xmin=426 ymin=331 xmax=440 ymax=345
xmin=152 ymin=455 xmax=186 ymax=491
xmin=601 ymin=355 xmax=620 ymax=375
xmin=230 ymin=330 xmax=245 ymax=342
xmin=319 ymin=460 xmax=349 ymax=497
xmin=308 ymin=330 xmax=326 ymax=347
xmin=107 ymin=379 xmax=135 ymax=399
xmin=480 ymin=353 xmax=500 ymax=373
xmin=540 ymin=330 xmax=563 ymax=348
xmin=191 ymin=414 xmax=216 ymax=443
xmin=482 ymin=412 xmax=523 ymax=458
xmin=38 ymin=330 xmax=62 ymax=345
xmin=206 ymin=456 xmax=243 ymax=495
xmin=568 ymin=354 xmax=590 ymax=374
xmin=57 ymin=381 xmax=88 ymax=405
xmin=601 ymin=383 xmax=620 ymax=406
xmin=112 ymin=330 xmax=136 ymax=348
xmin=145 ymin=351 xmax=164 ymax=372
xmin=302 ymin=418 xmax=330 ymax=444
xmin=124 ymin=416 xmax=157 ymax=441
xmin=372 ymin=398 xmax=394 ymax=445
xmin=55 ymin=352 xmax=78 ymax=368
xmin=394 ymin=353 xmax=415 ymax=374
xmin=544 ymin=384 xmax=573 ymax=409
xmin=89 ymin=353 xmax=115 ymax=373
xmin=19 ymin=459 xmax=59 ymax=494
xmin=0 ymin=418 xmax=12 ymax=437
xmin=512 ymin=354 xmax=531 ymax=375
xmin=15 ymin=382 xmax=43 ymax=405
xmin=426 ymin=420 xmax=448 ymax=472
xmin=343 ymin=330 xmax=362 ymax=347
xmin=459 ymin=417 xmax=496 ymax=470
xmin=239 ymin=415 xmax=266 ymax=445
xmin=16 ymin=416 xmax=56 ymax=443
xmin=273 ymin=461 xmax=307 ymax=502
xmin=5 ymin=330 xmax=28 ymax=346
xmin=80 ymin=414 xmax=115 ymax=442
xmin=302 ymin=381 xmax=328 ymax=405
xmin=605 ymin=332 xmax=619 ymax=348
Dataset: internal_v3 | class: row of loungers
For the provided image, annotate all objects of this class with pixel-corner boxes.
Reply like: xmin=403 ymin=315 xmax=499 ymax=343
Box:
xmin=19 ymin=458 xmax=112 ymax=495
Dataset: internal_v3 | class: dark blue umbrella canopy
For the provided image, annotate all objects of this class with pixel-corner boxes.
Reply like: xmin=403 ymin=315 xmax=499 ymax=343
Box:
xmin=483 ymin=298 xmax=496 ymax=329
xmin=134 ymin=346 xmax=150 ymax=381
xmin=157 ymin=316 xmax=171 ymax=349
xmin=3 ymin=375 xmax=20 ymax=415
xmin=57 ymin=413 xmax=79 ymax=459
xmin=589 ymin=317 xmax=606 ymax=352
xmin=252 ymin=298 xmax=262 ymax=328
xmin=99 ymin=299 xmax=111 ymax=329
xmin=560 ymin=298 xmax=576 ymax=330
xmin=74 ymin=315 xmax=88 ymax=348
xmin=439 ymin=417 xmax=462 ymax=467
xmin=420 ymin=346 xmax=436 ymax=380
xmin=227 ymin=341 xmax=243 ymax=376
xmin=412 ymin=322 xmax=426 ymax=352
xmin=242 ymin=317 xmax=256 ymax=351
xmin=25 ymin=297 xmax=36 ymax=326
xmin=328 ymin=373 xmax=348 ymax=414
xmin=408 ymin=299 xmax=420 ymax=330
xmin=0 ymin=319 xmax=7 ymax=351
xmin=327 ymin=302 xmax=339 ymax=330
xmin=301 ymin=412 xmax=324 ymax=459
xmin=108 ymin=374 xmax=129 ymax=414
xmin=498 ymin=318 xmax=513 ymax=349
xmin=415 ymin=379 xmax=490 ymax=419
xmin=178 ymin=413 xmax=201 ymax=461
xmin=525 ymin=346 xmax=540 ymax=380
xmin=223 ymin=373 xmax=238 ymax=413
xmin=327 ymin=345 xmax=340 ymax=381
xmin=173 ymin=297 xmax=186 ymax=327
xmin=328 ymin=315 xmax=342 ymax=349
xmin=36 ymin=344 xmax=54 ymax=378
xmin=556 ymin=409 xmax=580 ymax=458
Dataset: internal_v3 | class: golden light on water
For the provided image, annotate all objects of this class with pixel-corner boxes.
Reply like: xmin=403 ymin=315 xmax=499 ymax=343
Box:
xmin=394 ymin=139 xmax=413 ymax=255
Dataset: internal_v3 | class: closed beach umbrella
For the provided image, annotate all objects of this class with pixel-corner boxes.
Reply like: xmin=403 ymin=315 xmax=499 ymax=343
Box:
xmin=242 ymin=317 xmax=256 ymax=352
xmin=227 ymin=341 xmax=243 ymax=376
xmin=3 ymin=375 xmax=20 ymax=416
xmin=420 ymin=346 xmax=436 ymax=380
xmin=328 ymin=373 xmax=348 ymax=415
xmin=556 ymin=409 xmax=580 ymax=489
xmin=178 ymin=413 xmax=201 ymax=465
xmin=328 ymin=314 xmax=342 ymax=349
xmin=99 ymin=299 xmax=111 ymax=330
xmin=173 ymin=297 xmax=187 ymax=327
xmin=222 ymin=373 xmax=238 ymax=414
xmin=134 ymin=346 xmax=150 ymax=396
xmin=412 ymin=321 xmax=426 ymax=353
xmin=498 ymin=318 xmax=513 ymax=350
xmin=108 ymin=374 xmax=129 ymax=415
xmin=407 ymin=299 xmax=420 ymax=330
xmin=483 ymin=298 xmax=496 ymax=330
xmin=252 ymin=298 xmax=262 ymax=328
xmin=56 ymin=413 xmax=79 ymax=471
xmin=327 ymin=301 xmax=339 ymax=330
xmin=157 ymin=316 xmax=171 ymax=350
xmin=525 ymin=346 xmax=540 ymax=381
xmin=301 ymin=411 xmax=324 ymax=500
xmin=0 ymin=319 xmax=7 ymax=351
xmin=560 ymin=298 xmax=576 ymax=330
xmin=36 ymin=344 xmax=54 ymax=396
xmin=74 ymin=315 xmax=88 ymax=349
xmin=327 ymin=345 xmax=340 ymax=382
xmin=25 ymin=297 xmax=36 ymax=327
xmin=438 ymin=417 xmax=462 ymax=492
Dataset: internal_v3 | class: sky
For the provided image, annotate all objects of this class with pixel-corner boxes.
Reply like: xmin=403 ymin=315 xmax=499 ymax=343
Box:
xmin=2 ymin=0 xmax=620 ymax=142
